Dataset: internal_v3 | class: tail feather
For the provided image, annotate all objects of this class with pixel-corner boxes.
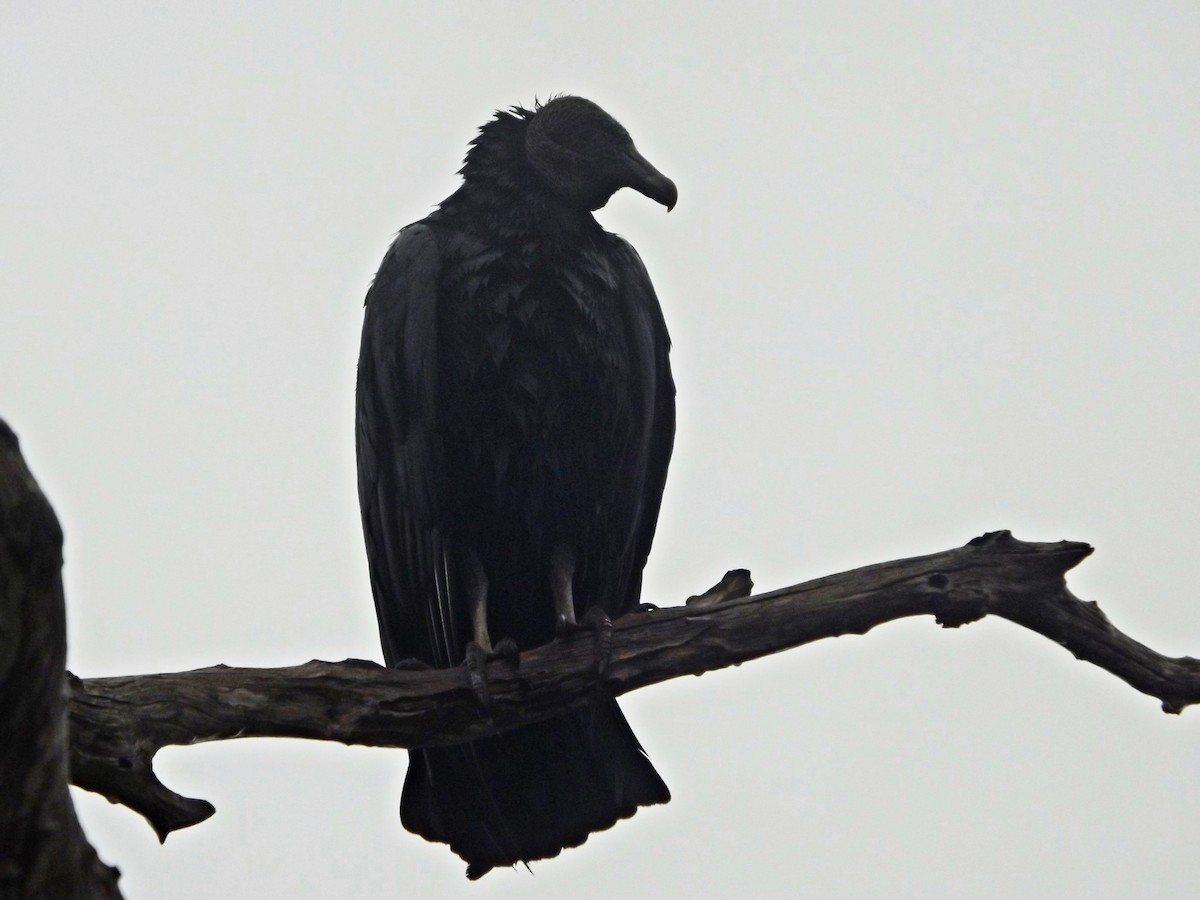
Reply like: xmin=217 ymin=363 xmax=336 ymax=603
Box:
xmin=401 ymin=696 xmax=669 ymax=878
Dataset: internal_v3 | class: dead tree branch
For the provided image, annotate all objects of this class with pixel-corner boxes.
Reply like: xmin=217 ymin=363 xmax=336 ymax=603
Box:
xmin=68 ymin=529 xmax=1200 ymax=844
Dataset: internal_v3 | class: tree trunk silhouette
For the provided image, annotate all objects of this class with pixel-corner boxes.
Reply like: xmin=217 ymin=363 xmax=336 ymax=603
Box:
xmin=0 ymin=420 xmax=122 ymax=899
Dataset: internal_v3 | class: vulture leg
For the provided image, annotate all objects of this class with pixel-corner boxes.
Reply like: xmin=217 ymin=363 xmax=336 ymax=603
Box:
xmin=447 ymin=544 xmax=492 ymax=653
xmin=455 ymin=546 xmax=516 ymax=714
xmin=550 ymin=544 xmax=578 ymax=629
xmin=551 ymin=544 xmax=613 ymax=676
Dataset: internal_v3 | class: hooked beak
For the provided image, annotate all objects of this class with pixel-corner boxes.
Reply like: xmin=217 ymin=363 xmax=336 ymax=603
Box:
xmin=623 ymin=145 xmax=678 ymax=211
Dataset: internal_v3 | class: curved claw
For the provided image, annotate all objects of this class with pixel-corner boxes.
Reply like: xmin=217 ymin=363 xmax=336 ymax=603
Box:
xmin=463 ymin=639 xmax=520 ymax=720
xmin=392 ymin=656 xmax=434 ymax=672
xmin=464 ymin=642 xmax=494 ymax=719
xmin=557 ymin=607 xmax=613 ymax=678
xmin=492 ymin=637 xmax=520 ymax=667
xmin=586 ymin=607 xmax=614 ymax=678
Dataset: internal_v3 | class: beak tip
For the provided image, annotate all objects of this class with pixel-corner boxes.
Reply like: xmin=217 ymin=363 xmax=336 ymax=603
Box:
xmin=655 ymin=177 xmax=679 ymax=212
xmin=661 ymin=180 xmax=678 ymax=212
xmin=625 ymin=147 xmax=678 ymax=212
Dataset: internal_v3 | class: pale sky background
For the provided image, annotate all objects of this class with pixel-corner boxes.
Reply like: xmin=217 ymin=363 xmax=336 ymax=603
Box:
xmin=4 ymin=3 xmax=1199 ymax=898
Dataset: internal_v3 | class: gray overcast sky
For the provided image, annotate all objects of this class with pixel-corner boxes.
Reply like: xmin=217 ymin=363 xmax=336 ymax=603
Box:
xmin=5 ymin=2 xmax=1199 ymax=897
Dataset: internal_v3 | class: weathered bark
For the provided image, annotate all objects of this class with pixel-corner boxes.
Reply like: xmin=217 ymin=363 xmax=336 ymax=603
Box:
xmin=0 ymin=420 xmax=121 ymax=899
xmin=67 ymin=529 xmax=1200 ymax=843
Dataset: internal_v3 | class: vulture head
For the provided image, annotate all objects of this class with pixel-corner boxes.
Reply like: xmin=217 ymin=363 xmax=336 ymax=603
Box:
xmin=524 ymin=96 xmax=677 ymax=212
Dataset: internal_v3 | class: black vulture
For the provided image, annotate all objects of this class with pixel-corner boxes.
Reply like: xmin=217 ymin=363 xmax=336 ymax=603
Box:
xmin=355 ymin=96 xmax=676 ymax=878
